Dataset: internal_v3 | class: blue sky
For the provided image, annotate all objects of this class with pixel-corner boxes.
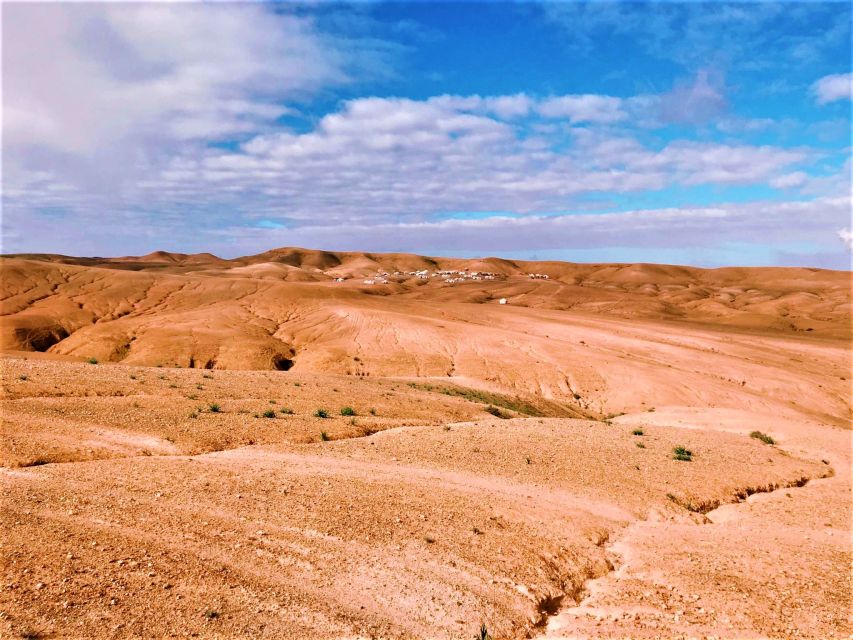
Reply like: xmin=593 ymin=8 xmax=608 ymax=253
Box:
xmin=3 ymin=1 xmax=851 ymax=267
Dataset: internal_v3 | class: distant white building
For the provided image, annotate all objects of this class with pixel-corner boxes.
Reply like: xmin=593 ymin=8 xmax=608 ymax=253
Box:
xmin=499 ymin=298 xmax=507 ymax=305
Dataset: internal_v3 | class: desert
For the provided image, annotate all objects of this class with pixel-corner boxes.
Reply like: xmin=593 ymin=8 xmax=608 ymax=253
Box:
xmin=0 ymin=247 xmax=850 ymax=639
xmin=3 ymin=2 xmax=852 ymax=637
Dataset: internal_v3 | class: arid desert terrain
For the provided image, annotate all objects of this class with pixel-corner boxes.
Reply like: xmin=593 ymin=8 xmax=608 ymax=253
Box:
xmin=1 ymin=247 xmax=850 ymax=639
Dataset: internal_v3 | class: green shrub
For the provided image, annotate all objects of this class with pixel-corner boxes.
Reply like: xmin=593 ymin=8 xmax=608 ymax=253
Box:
xmin=485 ymin=405 xmax=507 ymax=418
xmin=262 ymin=409 xmax=276 ymax=419
xmin=340 ymin=406 xmax=356 ymax=416
xmin=672 ymin=446 xmax=693 ymax=461
xmin=319 ymin=431 xmax=330 ymax=441
xmin=87 ymin=357 xmax=98 ymax=365
xmin=632 ymin=428 xmax=644 ymax=436
xmin=314 ymin=408 xmax=329 ymax=419
xmin=279 ymin=407 xmax=294 ymax=415
xmin=750 ymin=431 xmax=775 ymax=445
xmin=636 ymin=442 xmax=646 ymax=448
xmin=208 ymin=403 xmax=221 ymax=413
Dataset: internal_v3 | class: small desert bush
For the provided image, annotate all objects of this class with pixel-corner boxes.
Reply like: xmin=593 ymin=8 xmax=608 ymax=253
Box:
xmin=750 ymin=431 xmax=775 ymax=445
xmin=319 ymin=431 xmax=330 ymax=441
xmin=314 ymin=408 xmax=329 ymax=419
xmin=340 ymin=406 xmax=356 ymax=416
xmin=262 ymin=409 xmax=276 ymax=419
xmin=636 ymin=442 xmax=646 ymax=449
xmin=476 ymin=624 xmax=492 ymax=640
xmin=17 ymin=374 xmax=28 ymax=381
xmin=87 ymin=357 xmax=98 ymax=365
xmin=279 ymin=407 xmax=294 ymax=415
xmin=672 ymin=446 xmax=693 ymax=461
xmin=208 ymin=403 xmax=221 ymax=413
xmin=632 ymin=428 xmax=644 ymax=436
xmin=369 ymin=408 xmax=377 ymax=416
xmin=485 ymin=405 xmax=508 ymax=419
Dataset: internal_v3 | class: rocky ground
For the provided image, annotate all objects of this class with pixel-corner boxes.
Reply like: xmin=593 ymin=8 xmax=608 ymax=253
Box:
xmin=0 ymin=249 xmax=849 ymax=638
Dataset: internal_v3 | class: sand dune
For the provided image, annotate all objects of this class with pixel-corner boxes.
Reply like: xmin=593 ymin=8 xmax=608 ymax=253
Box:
xmin=0 ymin=248 xmax=850 ymax=638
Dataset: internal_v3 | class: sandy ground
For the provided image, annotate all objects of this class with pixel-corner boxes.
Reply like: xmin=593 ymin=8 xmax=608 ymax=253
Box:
xmin=0 ymin=248 xmax=850 ymax=639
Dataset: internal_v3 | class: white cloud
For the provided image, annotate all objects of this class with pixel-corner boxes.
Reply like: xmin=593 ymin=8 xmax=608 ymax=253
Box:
xmin=187 ymin=98 xmax=806 ymax=223
xmin=770 ymin=172 xmax=808 ymax=189
xmin=195 ymin=195 xmax=851 ymax=267
xmin=537 ymin=94 xmax=626 ymax=123
xmin=659 ymin=69 xmax=727 ymax=125
xmin=4 ymin=92 xmax=812 ymax=237
xmin=2 ymin=4 xmax=354 ymax=155
xmin=812 ymin=73 xmax=853 ymax=104
xmin=839 ymin=228 xmax=853 ymax=250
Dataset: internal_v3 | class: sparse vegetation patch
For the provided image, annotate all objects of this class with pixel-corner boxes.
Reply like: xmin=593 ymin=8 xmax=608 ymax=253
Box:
xmin=484 ymin=405 xmax=508 ymax=418
xmin=408 ymin=382 xmax=563 ymax=417
xmin=672 ymin=446 xmax=693 ymax=461
xmin=750 ymin=430 xmax=775 ymax=445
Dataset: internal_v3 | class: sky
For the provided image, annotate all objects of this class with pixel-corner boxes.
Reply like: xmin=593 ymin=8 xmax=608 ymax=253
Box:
xmin=2 ymin=1 xmax=851 ymax=268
